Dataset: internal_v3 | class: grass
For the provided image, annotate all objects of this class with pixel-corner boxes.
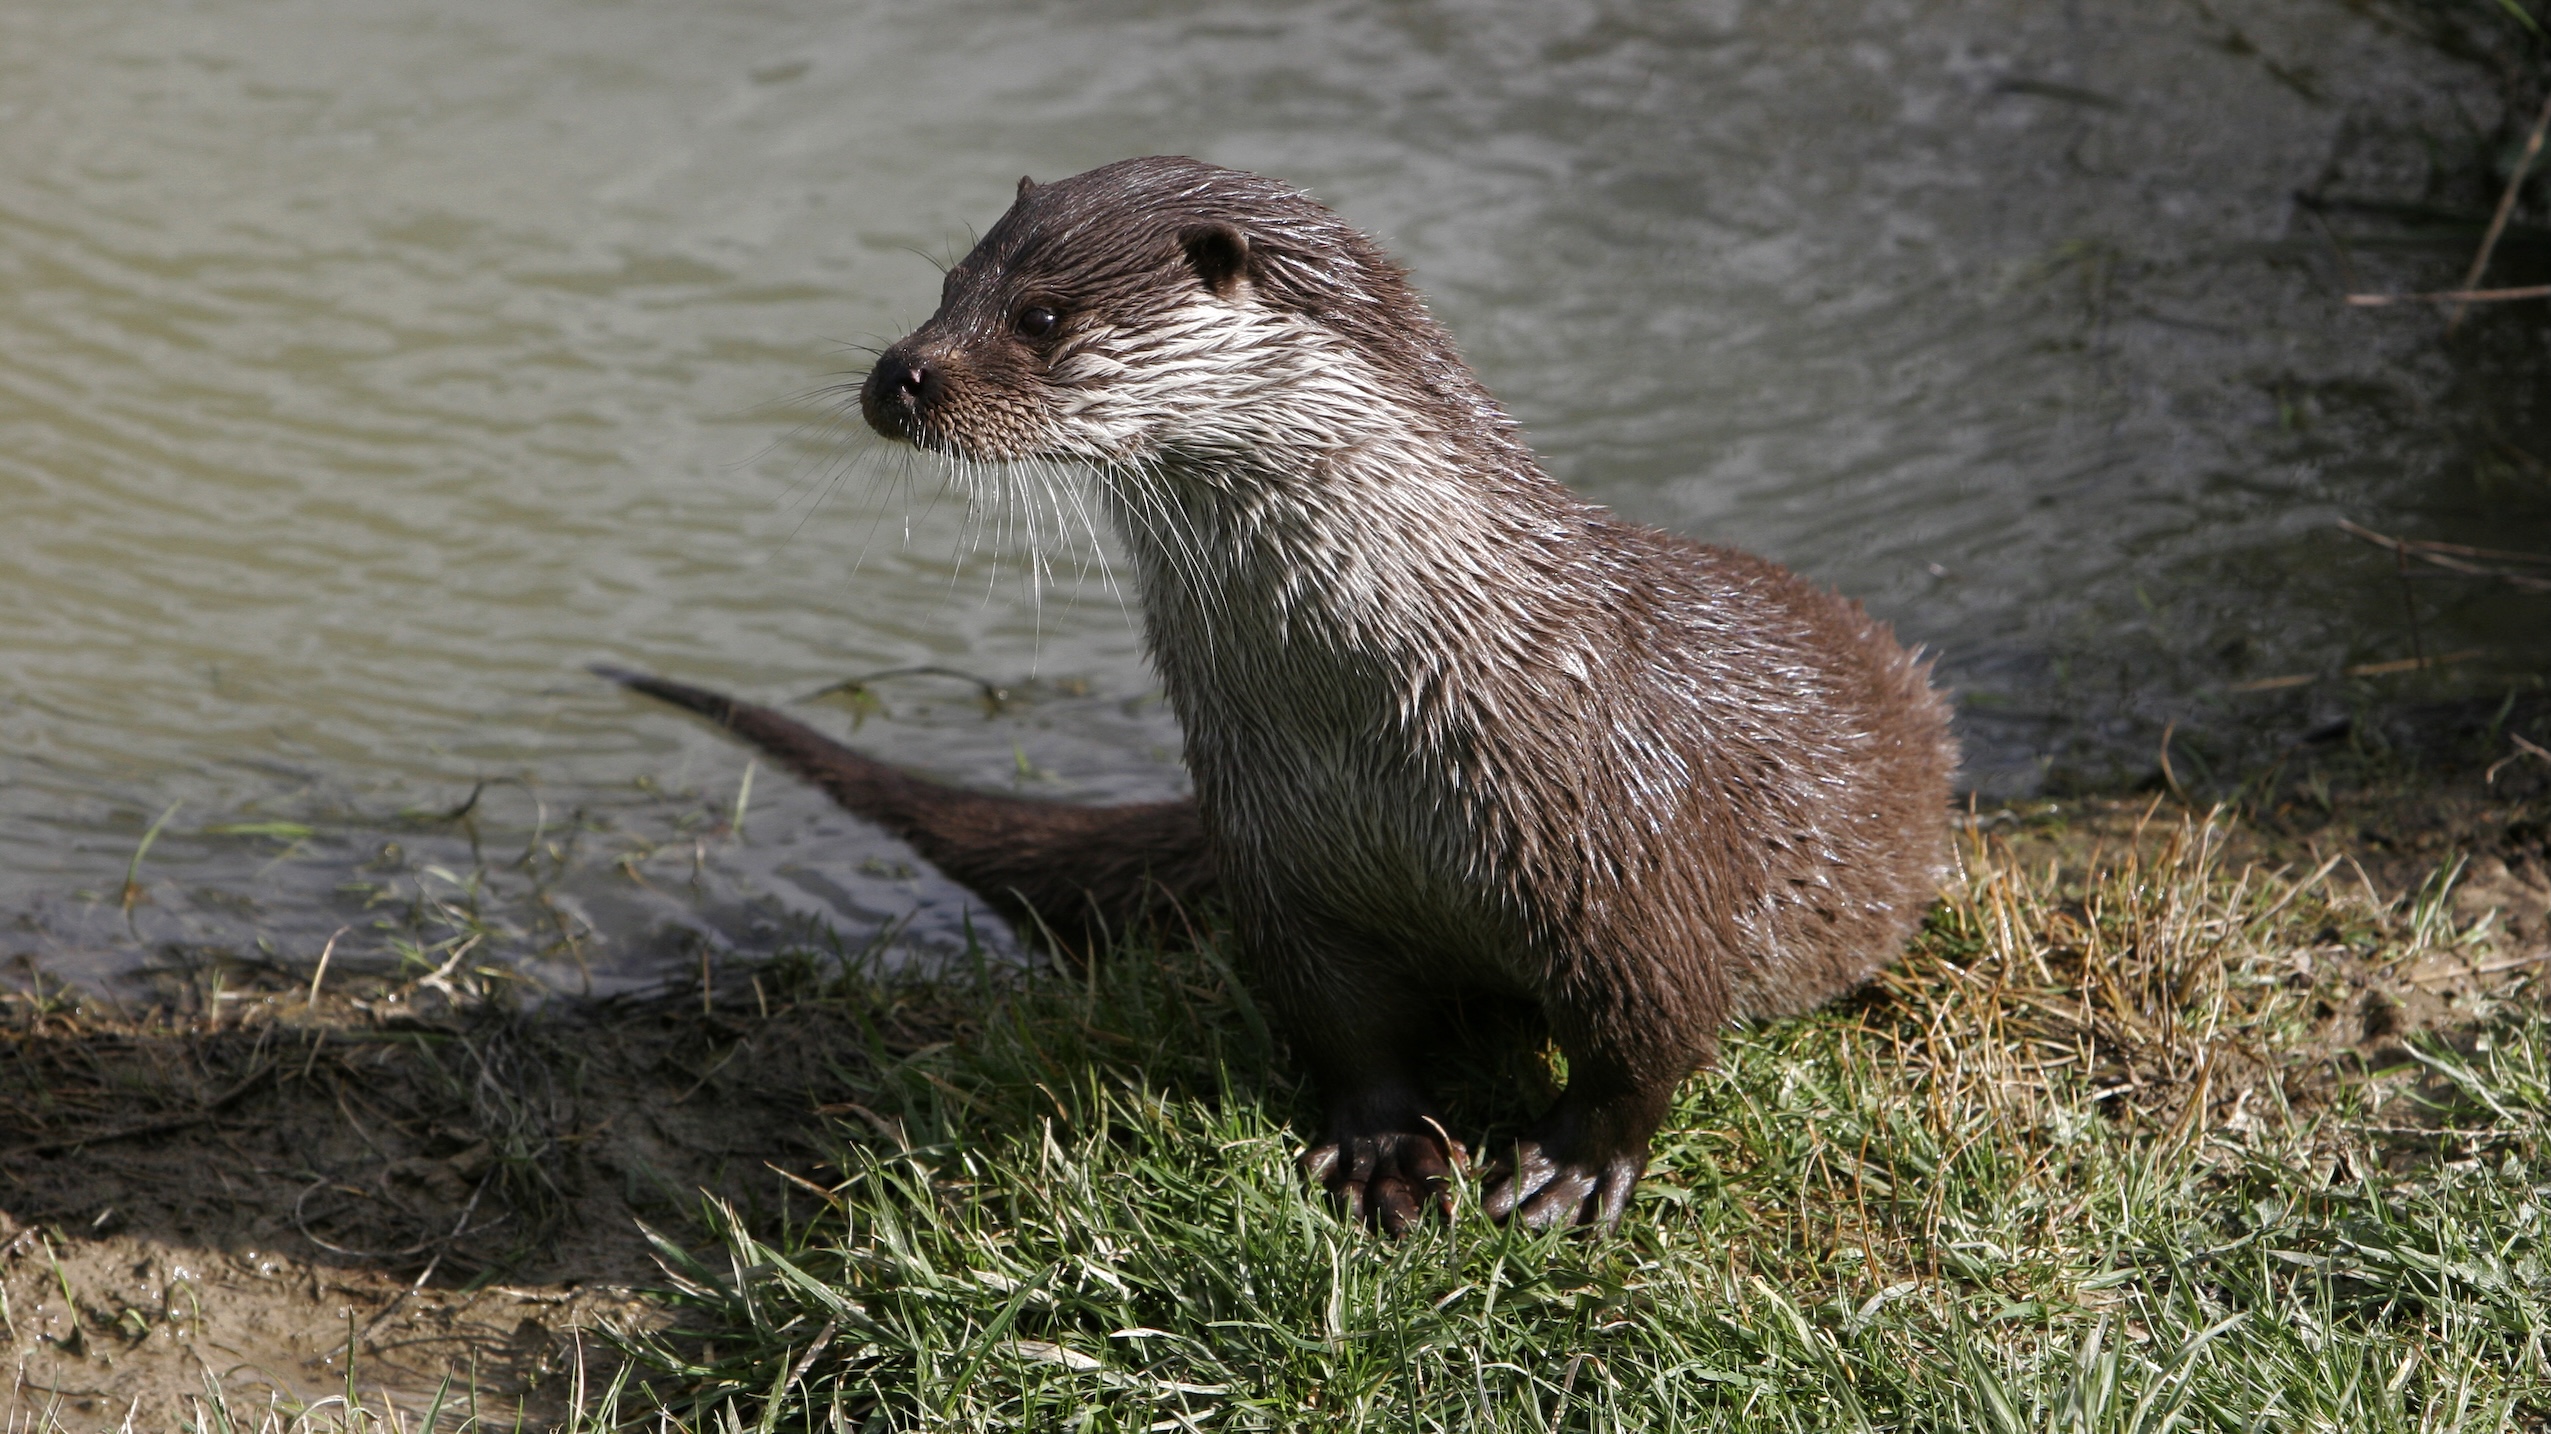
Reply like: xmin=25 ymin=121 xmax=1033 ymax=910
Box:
xmin=9 ymin=801 xmax=2540 ymax=1432
xmin=168 ymin=1355 xmax=648 ymax=1434
xmin=565 ymin=810 xmax=2550 ymax=1432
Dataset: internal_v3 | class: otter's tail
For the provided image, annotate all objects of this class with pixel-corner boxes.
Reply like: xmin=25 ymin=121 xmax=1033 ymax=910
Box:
xmin=592 ymin=666 xmax=1214 ymax=956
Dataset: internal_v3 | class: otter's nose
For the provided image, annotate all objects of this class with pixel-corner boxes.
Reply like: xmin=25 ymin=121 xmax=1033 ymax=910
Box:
xmin=859 ymin=344 xmax=942 ymax=444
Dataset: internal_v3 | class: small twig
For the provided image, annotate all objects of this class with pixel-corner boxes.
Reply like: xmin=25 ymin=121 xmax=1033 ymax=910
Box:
xmin=766 ymin=1161 xmax=849 ymax=1211
xmin=2451 ymin=91 xmax=2551 ymax=333
xmin=408 ymin=934 xmax=484 ymax=1000
xmin=308 ymin=925 xmax=353 ymax=1005
xmin=2338 ymin=519 xmax=2551 ymax=593
xmin=2336 ymin=524 xmax=2551 ymax=567
xmin=2227 ymin=673 xmax=2315 ymax=692
xmin=2467 ymin=947 xmax=2551 ymax=976
xmin=2347 ymin=284 xmax=2551 ymax=307
xmin=2157 ymin=721 xmax=2190 ymax=806
xmin=2487 ymin=732 xmax=2551 ymax=785
xmin=729 ymin=758 xmax=756 ymax=841
xmin=2343 ymin=650 xmax=2485 ymax=679
xmin=813 ymin=1099 xmax=911 ymax=1149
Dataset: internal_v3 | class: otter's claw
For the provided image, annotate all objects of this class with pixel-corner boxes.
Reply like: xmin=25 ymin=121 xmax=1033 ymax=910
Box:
xmin=1480 ymin=1138 xmax=1642 ymax=1229
xmin=1301 ymin=1126 xmax=1466 ymax=1236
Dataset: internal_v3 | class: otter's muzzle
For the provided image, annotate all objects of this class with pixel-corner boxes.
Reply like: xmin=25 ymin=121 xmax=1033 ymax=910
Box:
xmin=860 ymin=343 xmax=944 ymax=446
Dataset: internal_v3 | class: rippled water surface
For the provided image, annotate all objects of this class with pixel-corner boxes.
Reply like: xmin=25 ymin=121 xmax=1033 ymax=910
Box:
xmin=6 ymin=0 xmax=2547 ymax=989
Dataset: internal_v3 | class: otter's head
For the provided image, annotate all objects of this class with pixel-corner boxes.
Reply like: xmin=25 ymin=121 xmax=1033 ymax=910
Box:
xmin=859 ymin=157 xmax=1503 ymax=470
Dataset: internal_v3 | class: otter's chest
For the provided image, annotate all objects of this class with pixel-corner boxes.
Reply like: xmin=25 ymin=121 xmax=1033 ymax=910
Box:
xmin=1122 ymin=473 xmax=1577 ymax=931
xmin=1158 ymin=608 xmax=1533 ymax=940
xmin=1192 ymin=708 xmax=1502 ymax=953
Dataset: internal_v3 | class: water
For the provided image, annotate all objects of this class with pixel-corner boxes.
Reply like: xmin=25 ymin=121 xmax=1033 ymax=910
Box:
xmin=4 ymin=0 xmax=2546 ymax=992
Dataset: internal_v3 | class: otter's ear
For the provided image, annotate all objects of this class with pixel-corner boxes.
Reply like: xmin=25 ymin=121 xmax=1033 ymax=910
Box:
xmin=1179 ymin=222 xmax=1251 ymax=300
xmin=1016 ymin=175 xmax=1037 ymax=199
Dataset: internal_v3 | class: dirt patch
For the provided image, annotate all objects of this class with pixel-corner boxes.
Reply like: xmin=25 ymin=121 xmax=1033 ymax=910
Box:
xmin=0 ymin=948 xmax=970 ymax=1430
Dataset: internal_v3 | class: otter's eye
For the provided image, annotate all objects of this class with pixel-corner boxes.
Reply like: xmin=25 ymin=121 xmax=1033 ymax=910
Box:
xmin=1014 ymin=306 xmax=1059 ymax=339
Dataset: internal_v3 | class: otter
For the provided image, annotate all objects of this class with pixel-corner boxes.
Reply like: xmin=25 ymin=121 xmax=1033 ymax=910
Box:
xmin=607 ymin=156 xmax=1955 ymax=1232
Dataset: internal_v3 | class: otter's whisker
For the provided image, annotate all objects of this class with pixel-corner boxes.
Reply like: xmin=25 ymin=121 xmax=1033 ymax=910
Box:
xmin=1046 ymin=457 xmax=1124 ymax=615
xmin=1024 ymin=452 xmax=1100 ymax=604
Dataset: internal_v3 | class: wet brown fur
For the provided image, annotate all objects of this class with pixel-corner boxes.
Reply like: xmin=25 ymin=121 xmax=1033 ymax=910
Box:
xmin=609 ymin=156 xmax=1956 ymax=1232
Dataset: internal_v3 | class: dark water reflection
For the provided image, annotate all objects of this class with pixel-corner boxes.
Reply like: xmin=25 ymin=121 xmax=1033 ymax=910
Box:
xmin=2 ymin=0 xmax=2544 ymax=989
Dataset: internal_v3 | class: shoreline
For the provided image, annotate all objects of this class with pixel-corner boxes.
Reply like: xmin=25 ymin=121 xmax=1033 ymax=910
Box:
xmin=2 ymin=703 xmax=2545 ymax=1429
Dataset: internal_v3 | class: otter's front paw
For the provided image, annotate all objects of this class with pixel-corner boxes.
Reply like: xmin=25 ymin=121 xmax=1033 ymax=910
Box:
xmin=1300 ymin=1125 xmax=1466 ymax=1236
xmin=1480 ymin=1137 xmax=1643 ymax=1229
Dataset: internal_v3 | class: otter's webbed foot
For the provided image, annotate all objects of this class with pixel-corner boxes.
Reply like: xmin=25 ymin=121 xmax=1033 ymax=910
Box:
xmin=1480 ymin=1138 xmax=1643 ymax=1229
xmin=1481 ymin=1093 xmax=1657 ymax=1229
xmin=1300 ymin=1116 xmax=1466 ymax=1237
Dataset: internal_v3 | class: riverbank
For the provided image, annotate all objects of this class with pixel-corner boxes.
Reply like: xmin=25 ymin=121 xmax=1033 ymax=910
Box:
xmin=3 ymin=708 xmax=2546 ymax=1431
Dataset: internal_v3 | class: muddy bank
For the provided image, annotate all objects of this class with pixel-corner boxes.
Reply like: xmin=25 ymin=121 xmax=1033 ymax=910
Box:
xmin=0 ymin=944 xmax=979 ymax=1428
